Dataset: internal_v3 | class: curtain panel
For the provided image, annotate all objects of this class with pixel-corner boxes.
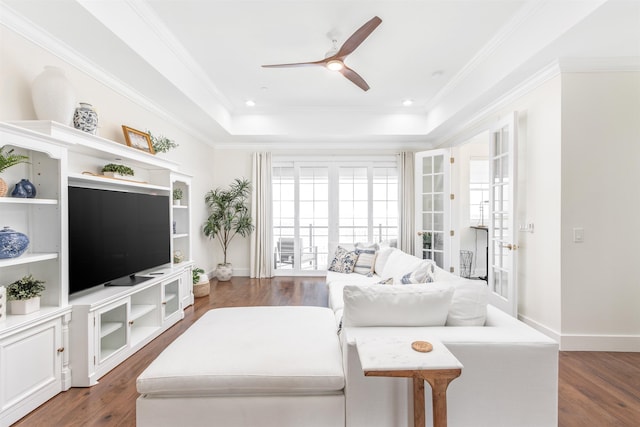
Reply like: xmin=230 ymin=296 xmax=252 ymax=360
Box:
xmin=399 ymin=152 xmax=415 ymax=254
xmin=250 ymin=152 xmax=274 ymax=278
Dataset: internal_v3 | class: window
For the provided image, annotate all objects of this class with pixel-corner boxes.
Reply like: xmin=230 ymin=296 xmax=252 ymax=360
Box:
xmin=272 ymin=157 xmax=398 ymax=274
xmin=469 ymin=159 xmax=489 ymax=226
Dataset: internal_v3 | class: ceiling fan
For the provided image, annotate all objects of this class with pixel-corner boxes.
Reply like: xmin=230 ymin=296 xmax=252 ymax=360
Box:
xmin=262 ymin=16 xmax=382 ymax=91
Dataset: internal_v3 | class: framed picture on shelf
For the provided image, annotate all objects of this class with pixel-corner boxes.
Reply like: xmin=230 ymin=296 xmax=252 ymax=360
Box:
xmin=122 ymin=125 xmax=155 ymax=154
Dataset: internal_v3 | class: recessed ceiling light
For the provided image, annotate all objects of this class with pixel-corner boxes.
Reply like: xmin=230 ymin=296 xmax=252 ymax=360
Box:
xmin=431 ymin=70 xmax=444 ymax=79
xmin=245 ymin=100 xmax=256 ymax=107
xmin=402 ymin=99 xmax=413 ymax=107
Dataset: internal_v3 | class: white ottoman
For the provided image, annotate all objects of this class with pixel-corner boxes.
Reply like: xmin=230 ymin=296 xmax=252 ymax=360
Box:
xmin=136 ymin=306 xmax=345 ymax=427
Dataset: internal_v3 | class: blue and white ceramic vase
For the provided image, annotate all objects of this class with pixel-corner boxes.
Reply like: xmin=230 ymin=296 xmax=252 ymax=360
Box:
xmin=0 ymin=226 xmax=30 ymax=259
xmin=18 ymin=179 xmax=36 ymax=198
xmin=73 ymin=102 xmax=98 ymax=134
xmin=11 ymin=182 xmax=28 ymax=198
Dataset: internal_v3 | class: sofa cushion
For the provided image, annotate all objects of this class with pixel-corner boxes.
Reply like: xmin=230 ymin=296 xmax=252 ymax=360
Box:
xmin=137 ymin=307 xmax=344 ymax=396
xmin=446 ymin=279 xmax=489 ymax=326
xmin=328 ymin=246 xmax=358 ymax=273
xmin=379 ymin=249 xmax=423 ymax=281
xmin=373 ymin=246 xmax=396 ymax=275
xmin=342 ymin=283 xmax=454 ymax=327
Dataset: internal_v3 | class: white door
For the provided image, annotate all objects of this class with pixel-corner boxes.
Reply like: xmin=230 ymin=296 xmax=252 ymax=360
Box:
xmin=414 ymin=149 xmax=451 ymax=270
xmin=488 ymin=112 xmax=518 ymax=316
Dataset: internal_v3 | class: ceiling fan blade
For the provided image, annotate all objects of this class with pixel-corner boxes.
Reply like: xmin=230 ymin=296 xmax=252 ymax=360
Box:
xmin=262 ymin=60 xmax=326 ymax=68
xmin=336 ymin=16 xmax=382 ymax=58
xmin=340 ymin=66 xmax=370 ymax=91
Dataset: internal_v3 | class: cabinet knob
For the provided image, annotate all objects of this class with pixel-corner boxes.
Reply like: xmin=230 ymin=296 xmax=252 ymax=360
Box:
xmin=57 ymin=347 xmax=65 ymax=353
xmin=128 ymin=320 xmax=134 ymax=326
xmin=162 ymin=301 xmax=167 ymax=305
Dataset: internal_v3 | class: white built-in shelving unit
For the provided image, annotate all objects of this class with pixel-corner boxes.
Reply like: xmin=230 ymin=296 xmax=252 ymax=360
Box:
xmin=0 ymin=121 xmax=194 ymax=424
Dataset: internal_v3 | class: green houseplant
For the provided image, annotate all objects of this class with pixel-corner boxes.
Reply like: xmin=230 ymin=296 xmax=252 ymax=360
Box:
xmin=203 ymin=178 xmax=254 ymax=281
xmin=6 ymin=274 xmax=46 ymax=315
xmin=173 ymin=188 xmax=183 ymax=206
xmin=0 ymin=146 xmax=30 ymax=197
xmin=101 ymin=163 xmax=134 ymax=178
xmin=192 ymin=267 xmax=209 ymax=298
xmin=147 ymin=130 xmax=179 ymax=154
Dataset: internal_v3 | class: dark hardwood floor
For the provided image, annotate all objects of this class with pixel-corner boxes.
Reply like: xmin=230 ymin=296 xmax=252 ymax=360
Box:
xmin=13 ymin=277 xmax=640 ymax=426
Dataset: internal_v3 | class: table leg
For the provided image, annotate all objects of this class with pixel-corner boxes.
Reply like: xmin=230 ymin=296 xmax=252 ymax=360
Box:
xmin=413 ymin=377 xmax=426 ymax=427
xmin=422 ymin=369 xmax=462 ymax=427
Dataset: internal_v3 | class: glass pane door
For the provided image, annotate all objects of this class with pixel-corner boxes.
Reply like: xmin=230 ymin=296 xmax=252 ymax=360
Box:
xmin=415 ymin=149 xmax=450 ymax=269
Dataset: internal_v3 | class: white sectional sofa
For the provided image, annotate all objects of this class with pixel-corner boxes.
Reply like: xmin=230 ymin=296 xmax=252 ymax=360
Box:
xmin=326 ymin=245 xmax=559 ymax=427
xmin=137 ymin=245 xmax=558 ymax=427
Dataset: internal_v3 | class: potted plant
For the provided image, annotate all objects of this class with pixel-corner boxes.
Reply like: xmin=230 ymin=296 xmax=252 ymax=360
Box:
xmin=147 ymin=130 xmax=179 ymax=153
xmin=6 ymin=274 xmax=46 ymax=315
xmin=173 ymin=188 xmax=183 ymax=206
xmin=203 ymin=178 xmax=254 ymax=281
xmin=101 ymin=163 xmax=134 ymax=179
xmin=0 ymin=146 xmax=29 ymax=197
xmin=192 ymin=267 xmax=209 ymax=298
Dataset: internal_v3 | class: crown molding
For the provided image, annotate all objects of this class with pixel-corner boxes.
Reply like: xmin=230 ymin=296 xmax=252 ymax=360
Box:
xmin=0 ymin=2 xmax=214 ymax=146
xmin=558 ymin=56 xmax=640 ymax=73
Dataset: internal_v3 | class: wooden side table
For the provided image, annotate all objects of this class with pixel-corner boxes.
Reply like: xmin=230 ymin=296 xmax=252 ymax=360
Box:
xmin=357 ymin=337 xmax=463 ymax=427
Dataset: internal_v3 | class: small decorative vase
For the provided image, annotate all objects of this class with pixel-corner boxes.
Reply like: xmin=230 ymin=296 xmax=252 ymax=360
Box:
xmin=11 ymin=182 xmax=28 ymax=198
xmin=173 ymin=250 xmax=184 ymax=264
xmin=18 ymin=179 xmax=36 ymax=198
xmin=0 ymin=226 xmax=30 ymax=258
xmin=9 ymin=296 xmax=40 ymax=315
xmin=73 ymin=102 xmax=98 ymax=134
xmin=173 ymin=199 xmax=181 ymax=206
xmin=216 ymin=263 xmax=233 ymax=281
xmin=31 ymin=66 xmax=77 ymax=125
xmin=0 ymin=177 xmax=7 ymax=197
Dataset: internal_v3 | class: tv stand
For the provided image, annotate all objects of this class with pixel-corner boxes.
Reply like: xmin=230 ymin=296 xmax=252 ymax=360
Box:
xmin=104 ymin=274 xmax=152 ymax=287
xmin=69 ymin=268 xmax=185 ymax=387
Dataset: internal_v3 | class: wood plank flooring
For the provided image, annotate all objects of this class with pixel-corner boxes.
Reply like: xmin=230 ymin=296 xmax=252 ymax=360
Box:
xmin=13 ymin=277 xmax=640 ymax=426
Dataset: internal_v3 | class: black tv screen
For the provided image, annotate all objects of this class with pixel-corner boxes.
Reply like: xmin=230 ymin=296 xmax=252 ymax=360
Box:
xmin=68 ymin=186 xmax=170 ymax=294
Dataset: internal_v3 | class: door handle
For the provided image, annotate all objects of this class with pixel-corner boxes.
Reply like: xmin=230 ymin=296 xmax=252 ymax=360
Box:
xmin=502 ymin=244 xmax=518 ymax=251
xmin=417 ymin=231 xmax=423 ymax=236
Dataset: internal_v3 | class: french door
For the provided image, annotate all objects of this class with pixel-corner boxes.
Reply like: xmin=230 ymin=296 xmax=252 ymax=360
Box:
xmin=488 ymin=112 xmax=518 ymax=316
xmin=414 ymin=149 xmax=451 ymax=270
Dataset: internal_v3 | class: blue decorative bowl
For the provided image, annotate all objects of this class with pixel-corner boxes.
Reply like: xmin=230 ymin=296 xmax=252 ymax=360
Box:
xmin=0 ymin=226 xmax=30 ymax=259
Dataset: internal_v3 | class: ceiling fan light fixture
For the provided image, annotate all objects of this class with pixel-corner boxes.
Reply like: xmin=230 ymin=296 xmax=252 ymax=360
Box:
xmin=326 ymin=60 xmax=344 ymax=71
xmin=402 ymin=99 xmax=413 ymax=107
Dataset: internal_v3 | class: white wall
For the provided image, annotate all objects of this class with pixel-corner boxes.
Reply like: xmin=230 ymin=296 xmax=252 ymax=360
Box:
xmin=560 ymin=71 xmax=640 ymax=350
xmin=0 ymin=26 xmax=217 ymax=276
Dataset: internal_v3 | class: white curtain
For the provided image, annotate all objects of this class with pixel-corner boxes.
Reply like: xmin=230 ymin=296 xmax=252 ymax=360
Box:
xmin=399 ymin=152 xmax=415 ymax=254
xmin=250 ymin=152 xmax=274 ymax=278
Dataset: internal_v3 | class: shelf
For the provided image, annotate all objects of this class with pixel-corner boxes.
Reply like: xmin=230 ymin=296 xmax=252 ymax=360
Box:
xmin=100 ymin=321 xmax=124 ymax=339
xmin=164 ymin=293 xmax=177 ymax=303
xmin=68 ymin=172 xmax=170 ymax=192
xmin=130 ymin=304 xmax=156 ymax=321
xmin=0 ymin=198 xmax=58 ymax=205
xmin=172 ymin=233 xmax=189 ymax=239
xmin=0 ymin=252 xmax=58 ymax=268
xmin=100 ymin=345 xmax=126 ymax=362
xmin=172 ymin=205 xmax=188 ymax=209
xmin=130 ymin=326 xmax=161 ymax=347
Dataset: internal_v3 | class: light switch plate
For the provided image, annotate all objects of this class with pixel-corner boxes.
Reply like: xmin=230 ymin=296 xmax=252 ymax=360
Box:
xmin=573 ymin=227 xmax=584 ymax=243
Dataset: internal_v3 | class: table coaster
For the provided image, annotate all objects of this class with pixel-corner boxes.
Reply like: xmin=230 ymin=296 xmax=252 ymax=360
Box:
xmin=411 ymin=340 xmax=433 ymax=353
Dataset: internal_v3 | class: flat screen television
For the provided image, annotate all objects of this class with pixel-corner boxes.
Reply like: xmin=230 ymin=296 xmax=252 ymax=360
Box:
xmin=68 ymin=186 xmax=170 ymax=294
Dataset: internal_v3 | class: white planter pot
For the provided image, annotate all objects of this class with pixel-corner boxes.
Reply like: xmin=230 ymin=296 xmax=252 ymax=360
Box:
xmin=216 ymin=263 xmax=233 ymax=281
xmin=103 ymin=171 xmax=127 ymax=179
xmin=9 ymin=296 xmax=40 ymax=315
xmin=31 ymin=66 xmax=77 ymax=125
xmin=173 ymin=199 xmax=181 ymax=206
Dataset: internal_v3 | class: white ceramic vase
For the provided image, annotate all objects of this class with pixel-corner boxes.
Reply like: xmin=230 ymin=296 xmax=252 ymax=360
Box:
xmin=216 ymin=263 xmax=233 ymax=281
xmin=31 ymin=66 xmax=77 ymax=125
xmin=9 ymin=296 xmax=40 ymax=315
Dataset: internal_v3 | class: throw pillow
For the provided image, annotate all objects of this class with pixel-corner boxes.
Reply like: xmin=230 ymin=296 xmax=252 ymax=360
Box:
xmin=373 ymin=246 xmax=396 ymax=275
xmin=400 ymin=261 xmax=436 ymax=284
xmin=353 ymin=248 xmax=377 ymax=275
xmin=377 ymin=277 xmax=394 ymax=285
xmin=328 ymin=246 xmax=358 ymax=274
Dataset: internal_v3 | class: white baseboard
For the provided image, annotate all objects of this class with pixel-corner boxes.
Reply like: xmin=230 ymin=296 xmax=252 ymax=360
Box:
xmin=559 ymin=334 xmax=640 ymax=352
xmin=518 ymin=314 xmax=561 ymax=343
xmin=518 ymin=314 xmax=640 ymax=351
